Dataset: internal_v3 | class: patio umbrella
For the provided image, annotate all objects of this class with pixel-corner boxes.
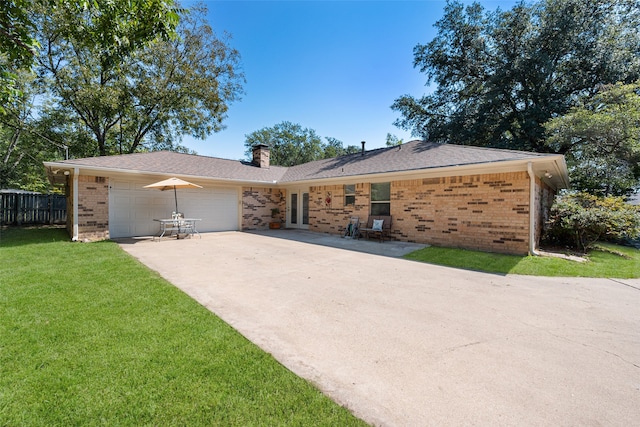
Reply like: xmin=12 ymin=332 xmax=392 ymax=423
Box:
xmin=144 ymin=177 xmax=203 ymax=214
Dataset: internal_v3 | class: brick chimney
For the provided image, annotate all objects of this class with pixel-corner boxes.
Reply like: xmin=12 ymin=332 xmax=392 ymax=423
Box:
xmin=252 ymin=144 xmax=270 ymax=168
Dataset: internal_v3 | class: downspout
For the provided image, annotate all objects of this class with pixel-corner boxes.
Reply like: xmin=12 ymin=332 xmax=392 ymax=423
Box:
xmin=72 ymin=167 xmax=79 ymax=241
xmin=527 ymin=162 xmax=539 ymax=256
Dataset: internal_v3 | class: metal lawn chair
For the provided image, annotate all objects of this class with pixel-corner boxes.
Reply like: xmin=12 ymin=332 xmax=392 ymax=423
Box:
xmin=343 ymin=216 xmax=360 ymax=239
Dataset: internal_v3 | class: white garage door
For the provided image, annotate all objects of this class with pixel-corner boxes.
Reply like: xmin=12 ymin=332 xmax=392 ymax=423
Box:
xmin=109 ymin=178 xmax=238 ymax=238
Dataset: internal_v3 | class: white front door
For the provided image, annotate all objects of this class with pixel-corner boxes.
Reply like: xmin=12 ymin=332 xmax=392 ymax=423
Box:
xmin=287 ymin=189 xmax=309 ymax=229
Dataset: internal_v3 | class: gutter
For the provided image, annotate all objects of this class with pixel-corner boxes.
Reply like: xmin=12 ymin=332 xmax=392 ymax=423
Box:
xmin=72 ymin=167 xmax=79 ymax=241
xmin=527 ymin=162 xmax=540 ymax=256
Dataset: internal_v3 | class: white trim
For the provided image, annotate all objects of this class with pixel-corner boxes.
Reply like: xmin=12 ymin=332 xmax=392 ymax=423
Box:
xmin=527 ymin=162 xmax=540 ymax=256
xmin=237 ymin=187 xmax=243 ymax=230
xmin=72 ymin=167 xmax=79 ymax=241
xmin=287 ymin=188 xmax=310 ymax=229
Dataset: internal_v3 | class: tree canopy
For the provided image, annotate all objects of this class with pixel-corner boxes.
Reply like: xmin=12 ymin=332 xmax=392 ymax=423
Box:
xmin=0 ymin=0 xmax=180 ymax=115
xmin=385 ymin=133 xmax=403 ymax=147
xmin=0 ymin=1 xmax=243 ymax=190
xmin=244 ymin=122 xmax=359 ymax=167
xmin=35 ymin=3 xmax=243 ymax=157
xmin=0 ymin=0 xmax=39 ymax=114
xmin=545 ymin=82 xmax=640 ymax=196
xmin=392 ymin=0 xmax=640 ymax=153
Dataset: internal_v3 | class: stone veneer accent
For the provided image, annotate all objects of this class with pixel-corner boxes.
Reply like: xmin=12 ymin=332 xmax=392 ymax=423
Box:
xmin=242 ymin=187 xmax=286 ymax=229
xmin=309 ymin=172 xmax=541 ymax=254
xmin=72 ymin=175 xmax=110 ymax=242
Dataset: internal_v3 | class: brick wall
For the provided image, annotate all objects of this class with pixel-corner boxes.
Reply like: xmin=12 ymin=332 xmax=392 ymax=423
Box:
xmin=242 ymin=187 xmax=286 ymax=229
xmin=76 ymin=175 xmax=110 ymax=241
xmin=308 ymin=183 xmax=370 ymax=235
xmin=307 ymin=172 xmax=537 ymax=254
xmin=392 ymin=172 xmax=531 ymax=254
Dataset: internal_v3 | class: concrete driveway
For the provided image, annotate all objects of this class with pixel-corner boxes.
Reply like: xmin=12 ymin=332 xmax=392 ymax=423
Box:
xmin=118 ymin=231 xmax=640 ymax=426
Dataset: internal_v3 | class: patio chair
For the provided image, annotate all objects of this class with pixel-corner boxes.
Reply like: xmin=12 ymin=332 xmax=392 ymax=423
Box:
xmin=361 ymin=215 xmax=392 ymax=242
xmin=343 ymin=216 xmax=360 ymax=239
xmin=169 ymin=212 xmax=200 ymax=239
xmin=154 ymin=212 xmax=181 ymax=240
xmin=166 ymin=212 xmax=183 ymax=237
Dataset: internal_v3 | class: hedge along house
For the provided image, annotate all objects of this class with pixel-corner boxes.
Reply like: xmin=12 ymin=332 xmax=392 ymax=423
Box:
xmin=44 ymin=140 xmax=569 ymax=254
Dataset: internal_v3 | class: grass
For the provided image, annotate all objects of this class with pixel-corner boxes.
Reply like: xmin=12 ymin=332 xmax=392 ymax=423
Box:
xmin=404 ymin=242 xmax=640 ymax=278
xmin=0 ymin=227 xmax=366 ymax=426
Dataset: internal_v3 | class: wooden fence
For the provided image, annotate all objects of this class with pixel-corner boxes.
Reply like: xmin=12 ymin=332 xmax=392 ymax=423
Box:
xmin=0 ymin=193 xmax=67 ymax=225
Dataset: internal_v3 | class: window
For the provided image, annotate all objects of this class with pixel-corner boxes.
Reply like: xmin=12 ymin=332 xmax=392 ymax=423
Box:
xmin=291 ymin=193 xmax=297 ymax=224
xmin=302 ymin=192 xmax=309 ymax=225
xmin=370 ymin=182 xmax=390 ymax=215
xmin=344 ymin=184 xmax=355 ymax=205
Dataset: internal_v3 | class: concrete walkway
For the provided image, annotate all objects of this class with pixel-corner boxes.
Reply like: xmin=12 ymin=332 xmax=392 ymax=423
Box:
xmin=118 ymin=231 xmax=640 ymax=426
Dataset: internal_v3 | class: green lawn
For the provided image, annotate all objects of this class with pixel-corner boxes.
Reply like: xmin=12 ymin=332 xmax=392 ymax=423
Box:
xmin=0 ymin=227 xmax=366 ymax=426
xmin=404 ymin=242 xmax=640 ymax=278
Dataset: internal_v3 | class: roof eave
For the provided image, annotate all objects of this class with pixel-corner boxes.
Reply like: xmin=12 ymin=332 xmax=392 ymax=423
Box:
xmin=44 ymin=153 xmax=570 ymax=190
xmin=42 ymin=161 xmax=282 ymax=186
xmin=279 ymin=155 xmax=569 ymax=188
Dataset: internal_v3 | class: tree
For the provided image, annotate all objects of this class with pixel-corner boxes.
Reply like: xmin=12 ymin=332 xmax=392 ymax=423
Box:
xmin=0 ymin=0 xmax=179 ymax=115
xmin=385 ymin=133 xmax=403 ymax=147
xmin=35 ymin=3 xmax=243 ymax=156
xmin=244 ymin=122 xmax=360 ymax=166
xmin=50 ymin=0 xmax=180 ymax=70
xmin=544 ymin=191 xmax=640 ymax=251
xmin=0 ymin=0 xmax=39 ymax=114
xmin=0 ymin=67 xmax=81 ymax=191
xmin=323 ymin=137 xmax=359 ymax=158
xmin=244 ymin=122 xmax=324 ymax=167
xmin=545 ymin=82 xmax=640 ymax=196
xmin=392 ymin=0 xmax=640 ymax=153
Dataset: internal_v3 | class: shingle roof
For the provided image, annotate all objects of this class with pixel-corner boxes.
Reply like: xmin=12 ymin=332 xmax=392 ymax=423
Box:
xmin=49 ymin=140 xmax=562 ymax=185
xmin=53 ymin=150 xmax=288 ymax=183
xmin=279 ymin=140 xmax=554 ymax=182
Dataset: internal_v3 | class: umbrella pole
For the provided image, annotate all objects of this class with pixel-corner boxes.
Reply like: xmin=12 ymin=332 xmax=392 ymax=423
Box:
xmin=174 ymin=185 xmax=178 ymax=214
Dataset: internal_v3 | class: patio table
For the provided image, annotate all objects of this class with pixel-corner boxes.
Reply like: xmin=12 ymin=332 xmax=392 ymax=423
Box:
xmin=154 ymin=218 xmax=201 ymax=240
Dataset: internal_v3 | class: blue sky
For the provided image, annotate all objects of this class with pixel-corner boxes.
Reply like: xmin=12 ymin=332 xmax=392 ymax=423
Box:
xmin=183 ymin=1 xmax=516 ymax=160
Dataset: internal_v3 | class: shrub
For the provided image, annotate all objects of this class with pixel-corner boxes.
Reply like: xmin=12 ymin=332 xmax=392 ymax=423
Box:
xmin=544 ymin=192 xmax=640 ymax=252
